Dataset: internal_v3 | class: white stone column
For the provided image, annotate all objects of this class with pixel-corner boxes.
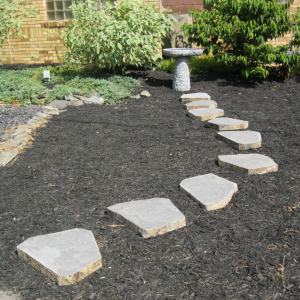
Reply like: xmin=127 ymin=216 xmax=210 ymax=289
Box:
xmin=173 ymin=57 xmax=190 ymax=91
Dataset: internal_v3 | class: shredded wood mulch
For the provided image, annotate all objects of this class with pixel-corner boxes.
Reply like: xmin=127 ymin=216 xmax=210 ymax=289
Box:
xmin=0 ymin=69 xmax=300 ymax=300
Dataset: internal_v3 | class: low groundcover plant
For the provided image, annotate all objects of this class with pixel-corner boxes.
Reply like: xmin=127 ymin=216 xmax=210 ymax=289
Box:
xmin=0 ymin=66 xmax=140 ymax=105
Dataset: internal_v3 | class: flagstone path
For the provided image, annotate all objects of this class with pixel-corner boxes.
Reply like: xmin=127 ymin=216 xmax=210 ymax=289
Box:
xmin=6 ymin=89 xmax=278 ymax=286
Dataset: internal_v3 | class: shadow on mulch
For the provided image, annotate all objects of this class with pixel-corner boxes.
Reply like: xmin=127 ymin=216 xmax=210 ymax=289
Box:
xmin=0 ymin=68 xmax=300 ymax=300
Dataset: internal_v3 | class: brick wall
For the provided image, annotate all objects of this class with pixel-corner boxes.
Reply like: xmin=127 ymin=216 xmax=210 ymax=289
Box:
xmin=269 ymin=0 xmax=300 ymax=48
xmin=162 ymin=0 xmax=207 ymax=14
xmin=1 ymin=0 xmax=68 ymax=65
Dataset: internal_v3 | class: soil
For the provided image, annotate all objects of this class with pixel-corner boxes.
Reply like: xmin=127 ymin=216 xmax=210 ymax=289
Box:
xmin=0 ymin=69 xmax=300 ymax=300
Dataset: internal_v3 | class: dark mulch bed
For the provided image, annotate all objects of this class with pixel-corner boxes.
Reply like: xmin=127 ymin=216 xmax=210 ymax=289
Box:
xmin=1 ymin=69 xmax=300 ymax=300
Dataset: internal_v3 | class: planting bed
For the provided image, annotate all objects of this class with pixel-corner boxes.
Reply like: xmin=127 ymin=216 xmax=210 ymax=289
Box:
xmin=0 ymin=69 xmax=300 ymax=299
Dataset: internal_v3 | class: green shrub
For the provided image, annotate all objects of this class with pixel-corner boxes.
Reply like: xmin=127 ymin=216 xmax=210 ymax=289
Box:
xmin=62 ymin=0 xmax=175 ymax=73
xmin=182 ymin=0 xmax=300 ymax=78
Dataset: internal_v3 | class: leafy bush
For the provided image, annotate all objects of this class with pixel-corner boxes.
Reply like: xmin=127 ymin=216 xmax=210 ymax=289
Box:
xmin=159 ymin=56 xmax=233 ymax=74
xmin=62 ymin=0 xmax=175 ymax=73
xmin=182 ymin=0 xmax=300 ymax=78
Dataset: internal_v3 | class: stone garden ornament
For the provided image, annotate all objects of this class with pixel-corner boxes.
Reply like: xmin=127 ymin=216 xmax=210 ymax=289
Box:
xmin=163 ymin=48 xmax=203 ymax=91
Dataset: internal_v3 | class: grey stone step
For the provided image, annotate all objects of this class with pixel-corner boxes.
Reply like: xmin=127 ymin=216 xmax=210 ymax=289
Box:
xmin=185 ymin=100 xmax=217 ymax=110
xmin=17 ymin=229 xmax=102 ymax=286
xmin=218 ymin=154 xmax=278 ymax=174
xmin=217 ymin=130 xmax=262 ymax=150
xmin=180 ymin=92 xmax=211 ymax=102
xmin=180 ymin=173 xmax=238 ymax=211
xmin=188 ymin=108 xmax=224 ymax=121
xmin=207 ymin=117 xmax=249 ymax=130
xmin=107 ymin=198 xmax=186 ymax=238
xmin=0 ymin=150 xmax=18 ymax=167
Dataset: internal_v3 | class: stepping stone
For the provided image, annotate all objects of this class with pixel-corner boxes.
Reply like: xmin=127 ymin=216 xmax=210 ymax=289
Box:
xmin=185 ymin=100 xmax=217 ymax=110
xmin=188 ymin=108 xmax=224 ymax=121
xmin=107 ymin=198 xmax=186 ymax=238
xmin=218 ymin=154 xmax=278 ymax=175
xmin=180 ymin=174 xmax=238 ymax=211
xmin=84 ymin=96 xmax=104 ymax=105
xmin=217 ymin=131 xmax=262 ymax=150
xmin=207 ymin=117 xmax=248 ymax=130
xmin=17 ymin=228 xmax=102 ymax=286
xmin=0 ymin=150 xmax=18 ymax=167
xmin=181 ymin=92 xmax=211 ymax=102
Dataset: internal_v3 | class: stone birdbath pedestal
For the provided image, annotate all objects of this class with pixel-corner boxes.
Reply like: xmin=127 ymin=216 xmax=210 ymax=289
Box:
xmin=163 ymin=48 xmax=203 ymax=91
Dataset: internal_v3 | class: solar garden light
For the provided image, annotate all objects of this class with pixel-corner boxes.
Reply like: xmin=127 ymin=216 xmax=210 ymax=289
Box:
xmin=43 ymin=70 xmax=50 ymax=83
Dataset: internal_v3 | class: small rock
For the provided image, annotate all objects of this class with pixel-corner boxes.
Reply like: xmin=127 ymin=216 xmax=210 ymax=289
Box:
xmin=42 ymin=106 xmax=59 ymax=115
xmin=0 ymin=150 xmax=18 ymax=167
xmin=13 ymin=133 xmax=31 ymax=140
xmin=130 ymin=94 xmax=141 ymax=99
xmin=68 ymin=96 xmax=79 ymax=102
xmin=84 ymin=96 xmax=104 ymax=105
xmin=49 ymin=100 xmax=72 ymax=110
xmin=140 ymin=90 xmax=151 ymax=97
xmin=63 ymin=93 xmax=73 ymax=101
xmin=33 ymin=112 xmax=51 ymax=120
xmin=27 ymin=119 xmax=39 ymax=126
xmin=15 ymin=128 xmax=31 ymax=135
xmin=72 ymin=100 xmax=84 ymax=107
xmin=73 ymin=95 xmax=87 ymax=101
xmin=9 ymin=139 xmax=23 ymax=148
